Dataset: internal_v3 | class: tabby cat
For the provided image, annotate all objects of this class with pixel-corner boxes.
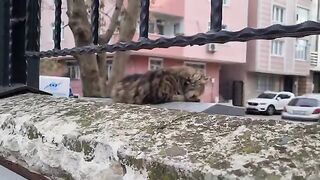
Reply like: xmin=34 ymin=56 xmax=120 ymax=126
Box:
xmin=111 ymin=66 xmax=209 ymax=104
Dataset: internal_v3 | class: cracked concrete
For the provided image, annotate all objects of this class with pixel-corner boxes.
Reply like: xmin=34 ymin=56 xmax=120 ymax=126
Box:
xmin=0 ymin=93 xmax=319 ymax=180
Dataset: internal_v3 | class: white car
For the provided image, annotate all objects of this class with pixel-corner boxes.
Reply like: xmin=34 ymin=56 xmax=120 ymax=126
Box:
xmin=246 ymin=91 xmax=295 ymax=115
xmin=282 ymin=94 xmax=320 ymax=122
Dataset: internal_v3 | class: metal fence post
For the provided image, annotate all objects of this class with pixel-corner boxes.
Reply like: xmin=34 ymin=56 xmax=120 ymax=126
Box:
xmin=0 ymin=0 xmax=10 ymax=86
xmin=91 ymin=0 xmax=99 ymax=45
xmin=54 ymin=0 xmax=62 ymax=50
xmin=210 ymin=0 xmax=222 ymax=32
xmin=25 ymin=0 xmax=41 ymax=88
xmin=10 ymin=0 xmax=28 ymax=86
xmin=139 ymin=0 xmax=150 ymax=39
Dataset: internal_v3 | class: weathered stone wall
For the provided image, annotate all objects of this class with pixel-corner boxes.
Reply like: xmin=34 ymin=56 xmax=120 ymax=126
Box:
xmin=0 ymin=93 xmax=319 ymax=180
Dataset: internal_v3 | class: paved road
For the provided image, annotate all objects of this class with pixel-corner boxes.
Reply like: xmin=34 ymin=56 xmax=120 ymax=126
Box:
xmin=245 ymin=113 xmax=317 ymax=124
xmin=246 ymin=114 xmax=282 ymax=121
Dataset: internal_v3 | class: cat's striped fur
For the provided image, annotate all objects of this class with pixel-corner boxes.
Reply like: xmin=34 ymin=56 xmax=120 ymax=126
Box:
xmin=111 ymin=66 xmax=209 ymax=104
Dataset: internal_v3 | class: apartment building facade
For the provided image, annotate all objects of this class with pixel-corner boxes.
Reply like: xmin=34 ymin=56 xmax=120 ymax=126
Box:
xmin=220 ymin=0 xmax=319 ymax=103
xmin=310 ymin=0 xmax=320 ymax=93
xmin=40 ymin=0 xmax=249 ymax=102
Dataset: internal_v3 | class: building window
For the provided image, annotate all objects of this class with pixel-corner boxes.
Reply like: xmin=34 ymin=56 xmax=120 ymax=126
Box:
xmin=174 ymin=23 xmax=181 ymax=35
xmin=51 ymin=21 xmax=65 ymax=41
xmin=149 ymin=58 xmax=163 ymax=70
xmin=148 ymin=19 xmax=165 ymax=35
xmin=295 ymin=39 xmax=308 ymax=60
xmin=106 ymin=59 xmax=113 ymax=79
xmin=271 ymin=40 xmax=284 ymax=56
xmin=185 ymin=62 xmax=206 ymax=73
xmin=66 ymin=62 xmax=80 ymax=80
xmin=148 ymin=16 xmax=183 ymax=36
xmin=257 ymin=75 xmax=275 ymax=91
xmin=148 ymin=22 xmax=155 ymax=34
xmin=223 ymin=0 xmax=230 ymax=5
xmin=296 ymin=7 xmax=309 ymax=24
xmin=208 ymin=22 xmax=227 ymax=31
xmin=156 ymin=19 xmax=165 ymax=35
xmin=272 ymin=5 xmax=285 ymax=23
xmin=257 ymin=75 xmax=267 ymax=91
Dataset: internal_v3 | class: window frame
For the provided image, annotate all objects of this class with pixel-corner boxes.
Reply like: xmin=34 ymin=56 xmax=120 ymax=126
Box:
xmin=148 ymin=57 xmax=164 ymax=71
xmin=271 ymin=40 xmax=284 ymax=57
xmin=272 ymin=5 xmax=285 ymax=24
xmin=66 ymin=62 xmax=80 ymax=80
xmin=257 ymin=75 xmax=275 ymax=92
xmin=173 ymin=23 xmax=181 ymax=35
xmin=296 ymin=6 xmax=310 ymax=24
xmin=184 ymin=61 xmax=206 ymax=74
xmin=295 ymin=39 xmax=309 ymax=61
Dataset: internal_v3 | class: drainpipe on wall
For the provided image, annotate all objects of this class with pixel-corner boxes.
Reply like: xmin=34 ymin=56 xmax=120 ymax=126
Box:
xmin=211 ymin=78 xmax=215 ymax=103
xmin=318 ymin=0 xmax=320 ymax=21
xmin=316 ymin=0 xmax=320 ymax=51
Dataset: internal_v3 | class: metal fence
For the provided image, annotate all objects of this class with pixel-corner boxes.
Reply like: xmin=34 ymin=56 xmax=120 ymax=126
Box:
xmin=1 ymin=0 xmax=320 ymax=94
xmin=0 ymin=0 xmax=40 ymax=91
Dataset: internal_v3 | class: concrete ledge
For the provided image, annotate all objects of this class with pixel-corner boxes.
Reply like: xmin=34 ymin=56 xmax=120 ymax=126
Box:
xmin=152 ymin=102 xmax=214 ymax=112
xmin=153 ymin=102 xmax=245 ymax=116
xmin=0 ymin=94 xmax=319 ymax=180
xmin=81 ymin=98 xmax=246 ymax=116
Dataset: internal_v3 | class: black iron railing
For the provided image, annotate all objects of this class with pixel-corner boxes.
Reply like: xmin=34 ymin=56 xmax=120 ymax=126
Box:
xmin=54 ymin=0 xmax=62 ymax=50
xmin=0 ymin=0 xmax=320 ymax=93
xmin=0 ymin=0 xmax=40 ymax=90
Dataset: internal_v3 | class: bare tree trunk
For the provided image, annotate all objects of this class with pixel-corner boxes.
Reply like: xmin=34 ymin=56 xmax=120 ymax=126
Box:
xmin=97 ymin=0 xmax=124 ymax=97
xmin=105 ymin=0 xmax=140 ymax=96
xmin=66 ymin=0 xmax=103 ymax=97
xmin=97 ymin=54 xmax=108 ymax=97
xmin=66 ymin=0 xmax=124 ymax=97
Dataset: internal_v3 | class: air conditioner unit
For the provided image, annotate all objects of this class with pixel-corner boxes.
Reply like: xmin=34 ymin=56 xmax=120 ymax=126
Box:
xmin=310 ymin=51 xmax=318 ymax=67
xmin=207 ymin=43 xmax=216 ymax=53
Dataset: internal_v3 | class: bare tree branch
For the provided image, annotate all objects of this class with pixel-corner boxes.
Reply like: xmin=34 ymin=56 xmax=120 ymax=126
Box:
xmin=99 ymin=0 xmax=124 ymax=44
xmin=66 ymin=0 xmax=92 ymax=46
xmin=96 ymin=0 xmax=124 ymax=97
xmin=105 ymin=0 xmax=140 ymax=96
xmin=65 ymin=0 xmax=136 ymax=97
xmin=66 ymin=0 xmax=103 ymax=97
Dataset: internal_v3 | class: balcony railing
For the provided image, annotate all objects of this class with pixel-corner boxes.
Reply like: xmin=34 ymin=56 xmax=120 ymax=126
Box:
xmin=310 ymin=51 xmax=318 ymax=67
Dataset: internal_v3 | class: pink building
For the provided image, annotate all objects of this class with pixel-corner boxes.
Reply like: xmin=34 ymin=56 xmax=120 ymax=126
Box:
xmin=220 ymin=0 xmax=319 ymax=104
xmin=40 ymin=0 xmax=249 ymax=103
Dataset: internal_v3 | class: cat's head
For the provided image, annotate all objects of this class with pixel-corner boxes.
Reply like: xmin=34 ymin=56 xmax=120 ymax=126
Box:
xmin=170 ymin=66 xmax=209 ymax=102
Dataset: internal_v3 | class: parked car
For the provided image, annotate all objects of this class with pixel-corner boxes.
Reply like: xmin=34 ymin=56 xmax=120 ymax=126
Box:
xmin=246 ymin=91 xmax=295 ymax=115
xmin=281 ymin=94 xmax=320 ymax=122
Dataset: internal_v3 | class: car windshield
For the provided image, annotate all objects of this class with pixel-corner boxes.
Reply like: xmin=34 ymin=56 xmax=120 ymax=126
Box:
xmin=257 ymin=93 xmax=277 ymax=99
xmin=288 ymin=98 xmax=319 ymax=107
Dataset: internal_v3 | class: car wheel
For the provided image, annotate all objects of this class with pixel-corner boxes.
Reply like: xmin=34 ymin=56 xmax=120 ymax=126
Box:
xmin=266 ymin=105 xmax=275 ymax=116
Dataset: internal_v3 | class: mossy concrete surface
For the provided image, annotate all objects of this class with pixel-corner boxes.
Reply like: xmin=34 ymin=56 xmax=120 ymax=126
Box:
xmin=0 ymin=93 xmax=319 ymax=180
